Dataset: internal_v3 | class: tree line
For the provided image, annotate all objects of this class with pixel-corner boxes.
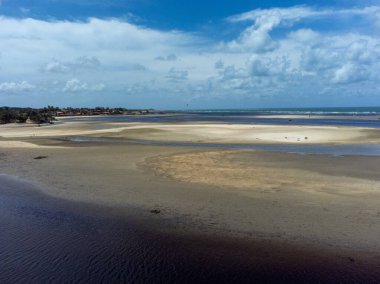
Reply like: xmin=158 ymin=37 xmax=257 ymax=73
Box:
xmin=0 ymin=106 xmax=155 ymax=124
xmin=0 ymin=106 xmax=56 ymax=124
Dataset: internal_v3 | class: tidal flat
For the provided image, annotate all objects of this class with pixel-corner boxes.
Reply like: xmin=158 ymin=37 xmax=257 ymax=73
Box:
xmin=1 ymin=119 xmax=380 ymax=282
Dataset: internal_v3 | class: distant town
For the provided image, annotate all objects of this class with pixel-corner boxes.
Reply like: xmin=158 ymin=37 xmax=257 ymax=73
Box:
xmin=0 ymin=106 xmax=155 ymax=124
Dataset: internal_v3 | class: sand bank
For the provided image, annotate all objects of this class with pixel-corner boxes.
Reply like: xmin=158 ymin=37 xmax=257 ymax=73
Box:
xmin=146 ymin=150 xmax=380 ymax=195
xmin=112 ymin=123 xmax=380 ymax=144
xmin=0 ymin=122 xmax=116 ymax=138
xmin=1 ymin=140 xmax=380 ymax=256
xmin=1 ymin=120 xmax=380 ymax=268
xmin=0 ymin=140 xmax=67 ymax=148
xmin=2 ymin=121 xmax=380 ymax=144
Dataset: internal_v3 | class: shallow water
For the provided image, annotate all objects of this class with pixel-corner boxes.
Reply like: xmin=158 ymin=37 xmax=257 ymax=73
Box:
xmin=65 ymin=136 xmax=380 ymax=157
xmin=60 ymin=112 xmax=380 ymax=128
xmin=1 ymin=174 xmax=380 ymax=283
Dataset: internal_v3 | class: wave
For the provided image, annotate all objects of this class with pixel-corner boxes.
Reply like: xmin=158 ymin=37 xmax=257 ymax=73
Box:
xmin=176 ymin=107 xmax=380 ymax=116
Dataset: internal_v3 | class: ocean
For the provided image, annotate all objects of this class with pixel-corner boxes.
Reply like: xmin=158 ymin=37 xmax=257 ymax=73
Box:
xmin=179 ymin=106 xmax=380 ymax=116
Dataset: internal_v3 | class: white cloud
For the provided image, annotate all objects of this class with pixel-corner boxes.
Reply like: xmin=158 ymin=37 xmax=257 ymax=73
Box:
xmin=287 ymin=29 xmax=320 ymax=44
xmin=43 ymin=59 xmax=71 ymax=73
xmin=332 ymin=63 xmax=369 ymax=84
xmin=0 ymin=5 xmax=379 ymax=107
xmin=0 ymin=81 xmax=35 ymax=92
xmin=62 ymin=78 xmax=105 ymax=92
xmin=42 ymin=56 xmax=100 ymax=73
xmin=249 ymin=56 xmax=291 ymax=77
xmin=228 ymin=6 xmax=380 ymax=24
xmin=222 ymin=6 xmax=380 ymax=54
xmin=224 ymin=25 xmax=279 ymax=53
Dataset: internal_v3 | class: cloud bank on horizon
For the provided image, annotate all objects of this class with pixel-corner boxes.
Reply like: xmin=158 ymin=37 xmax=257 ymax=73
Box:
xmin=0 ymin=1 xmax=379 ymax=108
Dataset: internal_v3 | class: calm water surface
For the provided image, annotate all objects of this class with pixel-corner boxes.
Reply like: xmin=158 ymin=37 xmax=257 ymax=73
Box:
xmin=65 ymin=136 xmax=380 ymax=157
xmin=60 ymin=107 xmax=380 ymax=128
xmin=60 ymin=109 xmax=380 ymax=157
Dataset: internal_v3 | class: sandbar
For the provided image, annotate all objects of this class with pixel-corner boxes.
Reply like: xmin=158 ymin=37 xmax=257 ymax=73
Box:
xmin=2 ymin=121 xmax=380 ymax=144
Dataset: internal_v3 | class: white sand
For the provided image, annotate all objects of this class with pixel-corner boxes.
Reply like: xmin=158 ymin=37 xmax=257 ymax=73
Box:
xmin=0 ymin=141 xmax=66 ymax=148
xmin=1 ymin=121 xmax=380 ymax=144
xmin=114 ymin=123 xmax=380 ymax=144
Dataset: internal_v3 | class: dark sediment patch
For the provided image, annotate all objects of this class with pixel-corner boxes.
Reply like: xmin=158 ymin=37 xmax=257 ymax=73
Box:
xmin=150 ymin=209 xmax=161 ymax=214
xmin=0 ymin=174 xmax=379 ymax=283
xmin=33 ymin=156 xmax=48 ymax=160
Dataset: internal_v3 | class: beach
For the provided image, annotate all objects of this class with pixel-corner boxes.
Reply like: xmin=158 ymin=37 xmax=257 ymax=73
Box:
xmin=2 ymin=119 xmax=380 ymax=144
xmin=1 ymin=117 xmax=380 ymax=282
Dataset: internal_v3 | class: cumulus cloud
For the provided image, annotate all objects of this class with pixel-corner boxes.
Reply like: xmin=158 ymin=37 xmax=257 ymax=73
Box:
xmin=0 ymin=81 xmax=35 ymax=92
xmin=332 ymin=63 xmax=369 ymax=84
xmin=42 ymin=56 xmax=100 ymax=73
xmin=249 ymin=56 xmax=291 ymax=77
xmin=43 ymin=59 xmax=71 ymax=73
xmin=62 ymin=78 xmax=105 ymax=93
xmin=287 ymin=28 xmax=320 ymax=44
xmin=297 ymin=34 xmax=380 ymax=84
xmin=224 ymin=26 xmax=278 ymax=53
xmin=0 ymin=5 xmax=379 ymax=107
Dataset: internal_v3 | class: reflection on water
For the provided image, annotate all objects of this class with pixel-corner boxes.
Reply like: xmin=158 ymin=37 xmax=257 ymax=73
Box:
xmin=1 ymin=174 xmax=380 ymax=283
xmin=66 ymin=136 xmax=380 ymax=157
xmin=60 ymin=112 xmax=380 ymax=128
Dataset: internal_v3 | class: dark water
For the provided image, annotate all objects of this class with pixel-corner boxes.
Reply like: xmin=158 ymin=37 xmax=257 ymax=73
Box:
xmin=60 ymin=107 xmax=380 ymax=128
xmin=181 ymin=106 xmax=380 ymax=116
xmin=1 ymin=174 xmax=380 ymax=283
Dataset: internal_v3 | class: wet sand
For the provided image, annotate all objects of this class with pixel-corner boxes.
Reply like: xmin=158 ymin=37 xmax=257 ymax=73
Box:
xmin=1 ymin=121 xmax=380 ymax=282
xmin=1 ymin=141 xmax=380 ymax=252
xmin=1 ymin=175 xmax=380 ymax=283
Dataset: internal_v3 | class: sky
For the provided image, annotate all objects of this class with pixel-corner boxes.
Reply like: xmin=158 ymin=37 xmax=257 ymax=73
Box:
xmin=0 ymin=0 xmax=380 ymax=109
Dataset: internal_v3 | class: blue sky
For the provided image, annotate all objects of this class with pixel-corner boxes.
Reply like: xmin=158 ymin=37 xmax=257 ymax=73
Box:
xmin=0 ymin=0 xmax=379 ymax=109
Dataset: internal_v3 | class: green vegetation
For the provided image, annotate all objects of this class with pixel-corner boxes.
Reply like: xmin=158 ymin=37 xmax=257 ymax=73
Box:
xmin=0 ymin=106 xmax=56 ymax=124
xmin=0 ymin=106 xmax=155 ymax=124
